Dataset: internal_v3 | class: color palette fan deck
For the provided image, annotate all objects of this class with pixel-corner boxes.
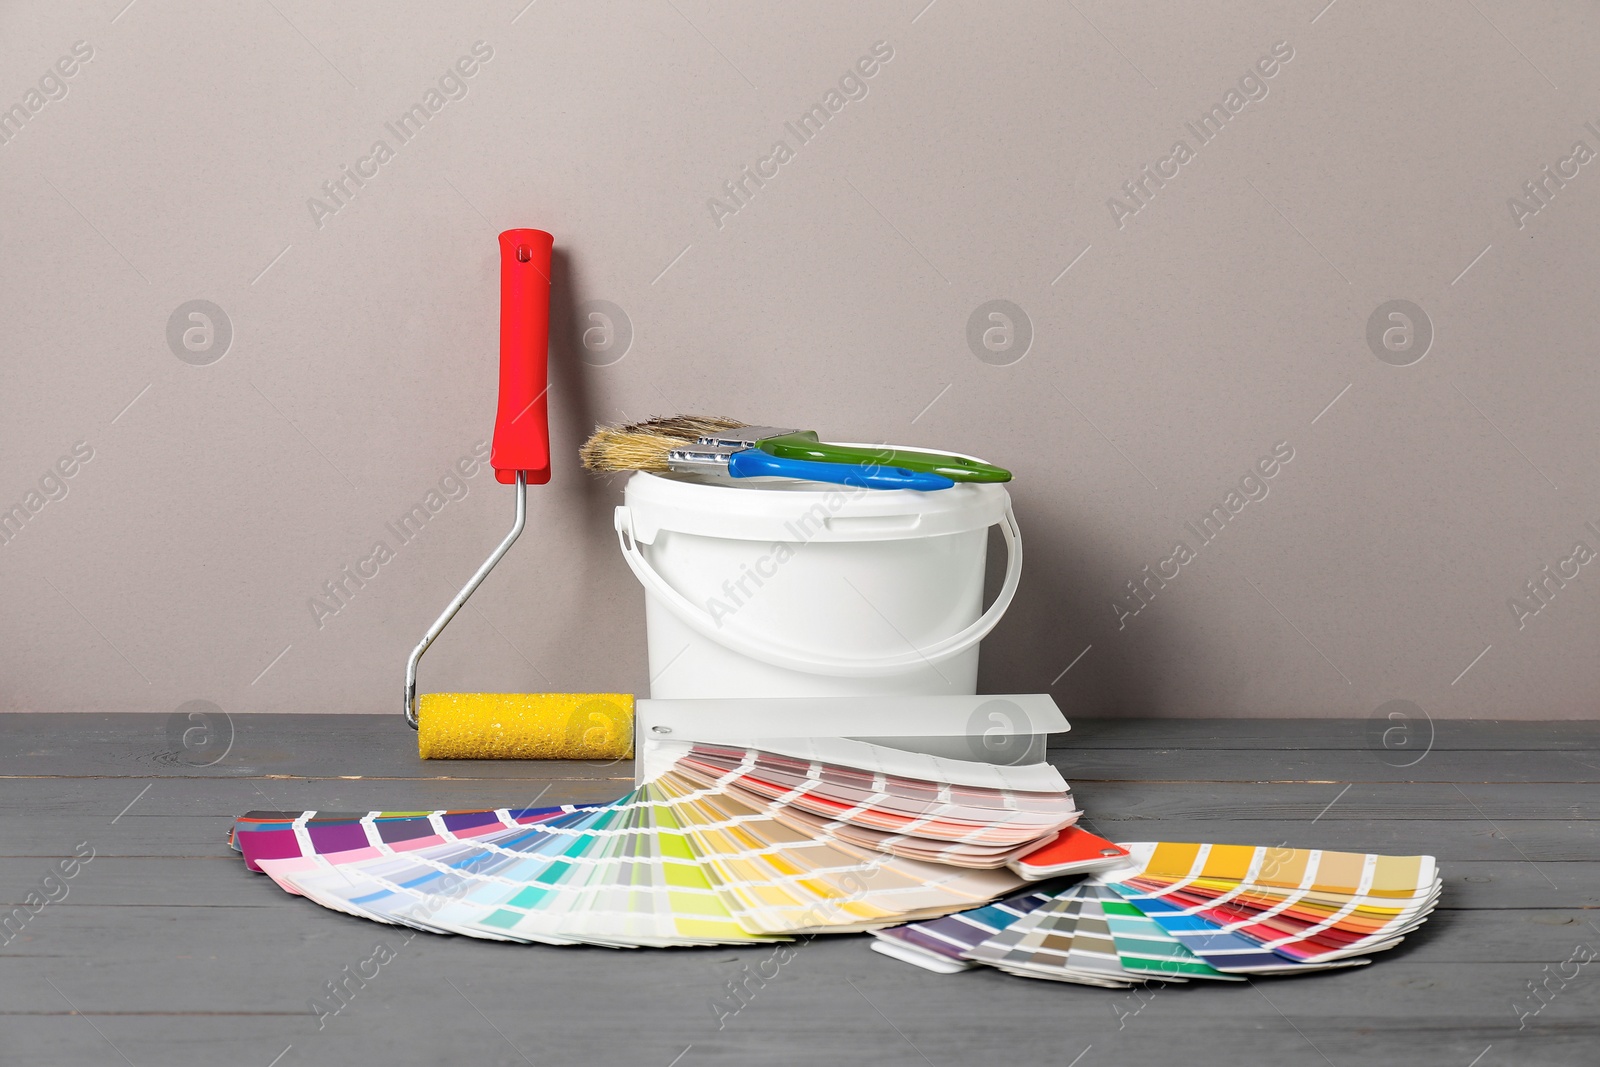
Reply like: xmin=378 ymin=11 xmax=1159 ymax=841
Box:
xmin=229 ymin=742 xmax=1113 ymax=946
xmin=872 ymin=841 xmax=1440 ymax=984
xmin=229 ymin=744 xmax=1437 ymax=977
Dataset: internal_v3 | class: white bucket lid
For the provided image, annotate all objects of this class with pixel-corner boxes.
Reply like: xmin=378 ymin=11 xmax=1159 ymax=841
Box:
xmin=622 ymin=466 xmax=1010 ymax=544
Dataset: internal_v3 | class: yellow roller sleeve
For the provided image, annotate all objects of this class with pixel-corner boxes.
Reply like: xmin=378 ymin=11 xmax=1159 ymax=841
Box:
xmin=417 ymin=693 xmax=634 ymax=760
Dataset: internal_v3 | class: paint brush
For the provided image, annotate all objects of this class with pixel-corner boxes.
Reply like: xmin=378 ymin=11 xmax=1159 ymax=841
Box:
xmin=580 ymin=422 xmax=955 ymax=491
xmin=612 ymin=415 xmax=1011 ymax=483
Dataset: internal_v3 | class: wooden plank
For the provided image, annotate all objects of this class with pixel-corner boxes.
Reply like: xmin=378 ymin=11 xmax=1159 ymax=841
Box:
xmin=7 ymin=724 xmax=1599 ymax=788
xmin=7 ymin=815 xmax=1600 ymax=876
xmin=1072 ymin=781 xmax=1600 ymax=821
xmin=2 ymin=777 xmax=1592 ymax=824
xmin=6 ymin=714 xmax=1596 ymax=781
xmin=8 ymin=812 xmax=1599 ymax=862
xmin=0 ymin=816 xmax=234 ymax=857
xmin=2 ymin=902 xmax=1594 ymax=1002
xmin=1082 ymin=816 xmax=1600 ymax=863
xmin=0 ymin=1010 xmax=1590 ymax=1067
xmin=1081 ymin=746 xmax=1598 ymax=785
xmin=1060 ymin=717 xmax=1600 ymax=750
xmin=12 ymin=710 xmax=1600 ymax=751
xmin=2 ymin=856 xmax=1594 ymax=910
xmin=8 ymin=806 xmax=1600 ymax=868
xmin=11 ymin=742 xmax=1595 ymax=790
xmin=0 ymin=775 xmax=631 ymax=818
xmin=0 ymin=711 xmax=630 ymax=780
xmin=1054 ymin=747 xmax=1600 ymax=783
xmin=2 ymin=913 xmax=1595 ymax=1067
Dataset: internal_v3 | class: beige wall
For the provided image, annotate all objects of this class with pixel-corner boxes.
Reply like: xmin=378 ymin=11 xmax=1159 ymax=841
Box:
xmin=3 ymin=1 xmax=1597 ymax=720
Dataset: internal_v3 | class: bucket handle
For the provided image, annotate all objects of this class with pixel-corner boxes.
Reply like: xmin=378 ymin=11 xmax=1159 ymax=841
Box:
xmin=612 ymin=500 xmax=1023 ymax=677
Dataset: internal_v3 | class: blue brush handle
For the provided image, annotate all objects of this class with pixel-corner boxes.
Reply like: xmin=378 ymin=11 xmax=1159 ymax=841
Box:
xmin=727 ymin=449 xmax=955 ymax=491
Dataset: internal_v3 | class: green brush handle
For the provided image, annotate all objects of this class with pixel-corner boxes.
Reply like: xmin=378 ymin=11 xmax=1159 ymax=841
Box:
xmin=757 ymin=432 xmax=1012 ymax=482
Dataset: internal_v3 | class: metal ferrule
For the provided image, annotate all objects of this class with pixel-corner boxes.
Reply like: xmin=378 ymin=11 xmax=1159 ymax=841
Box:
xmin=692 ymin=426 xmax=798 ymax=447
xmin=666 ymin=443 xmax=739 ymax=473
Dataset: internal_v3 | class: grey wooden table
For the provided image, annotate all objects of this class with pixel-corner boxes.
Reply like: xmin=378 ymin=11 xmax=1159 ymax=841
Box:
xmin=3 ymin=714 xmax=1597 ymax=1066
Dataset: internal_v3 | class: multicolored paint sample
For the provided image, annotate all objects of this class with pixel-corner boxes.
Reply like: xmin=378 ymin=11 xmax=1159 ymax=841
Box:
xmin=228 ymin=742 xmax=1083 ymax=947
xmin=872 ymin=842 xmax=1438 ymax=985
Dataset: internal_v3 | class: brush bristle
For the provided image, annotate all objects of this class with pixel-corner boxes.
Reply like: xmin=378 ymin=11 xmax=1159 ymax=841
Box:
xmin=631 ymin=414 xmax=746 ymax=440
xmin=580 ymin=414 xmax=749 ymax=473
xmin=580 ymin=426 xmax=680 ymax=472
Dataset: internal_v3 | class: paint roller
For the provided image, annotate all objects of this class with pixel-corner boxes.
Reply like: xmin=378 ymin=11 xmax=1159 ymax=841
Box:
xmin=404 ymin=228 xmax=632 ymax=760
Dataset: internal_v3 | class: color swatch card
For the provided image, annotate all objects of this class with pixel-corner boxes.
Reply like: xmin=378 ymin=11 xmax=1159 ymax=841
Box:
xmin=669 ymin=743 xmax=1082 ymax=869
xmin=871 ymin=841 xmax=1439 ymax=987
xmin=230 ymin=806 xmax=591 ymax=872
xmin=250 ymin=788 xmax=771 ymax=947
xmin=229 ymin=740 xmax=1078 ymax=948
xmin=1009 ymin=827 xmax=1131 ymax=878
xmin=870 ymin=884 xmax=1064 ymax=973
xmin=1105 ymin=841 xmax=1440 ymax=971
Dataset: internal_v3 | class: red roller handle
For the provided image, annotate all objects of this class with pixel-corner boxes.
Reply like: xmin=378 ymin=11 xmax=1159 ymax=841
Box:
xmin=491 ymin=229 xmax=554 ymax=485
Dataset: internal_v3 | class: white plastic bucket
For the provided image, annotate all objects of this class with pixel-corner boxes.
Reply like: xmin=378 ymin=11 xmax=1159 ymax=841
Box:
xmin=613 ymin=468 xmax=1022 ymax=699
